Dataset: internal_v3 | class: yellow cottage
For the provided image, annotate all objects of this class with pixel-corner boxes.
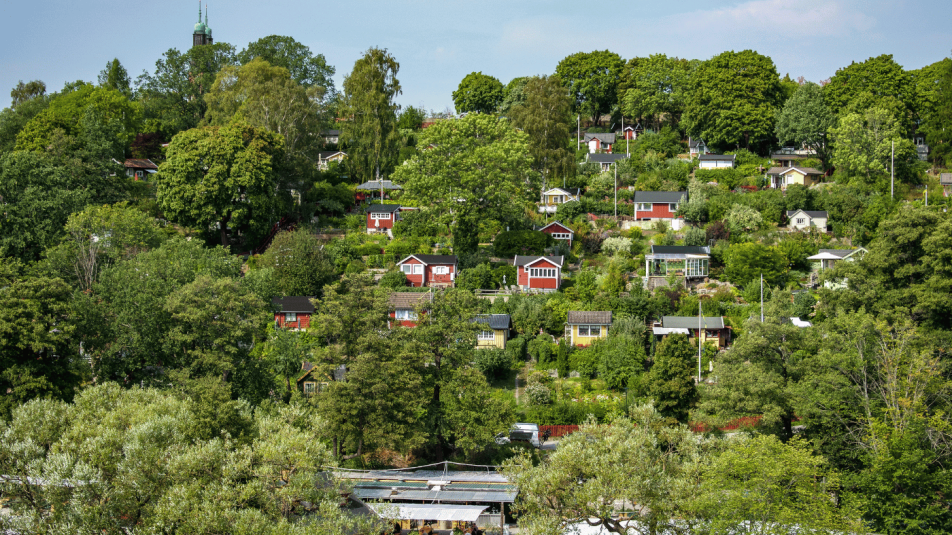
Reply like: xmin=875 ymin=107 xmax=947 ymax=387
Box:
xmin=565 ymin=311 xmax=612 ymax=347
xmin=473 ymin=314 xmax=511 ymax=349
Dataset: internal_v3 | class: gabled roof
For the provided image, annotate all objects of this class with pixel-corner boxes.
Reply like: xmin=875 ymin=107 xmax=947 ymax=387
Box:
xmin=587 ymin=153 xmax=628 ymax=164
xmin=634 ymin=191 xmax=686 ymax=204
xmin=787 ymin=210 xmax=828 ymax=219
xmin=698 ymin=154 xmax=735 ymax=161
xmin=688 ymin=137 xmax=706 ymax=148
xmin=356 ymin=179 xmax=402 ymax=190
xmin=389 ymin=292 xmax=433 ymax=309
xmin=765 ymin=166 xmax=787 ymax=176
xmin=473 ymin=314 xmax=512 ymax=330
xmin=584 ymin=132 xmax=616 ymax=143
xmin=542 ymin=187 xmax=581 ymax=197
xmin=397 ymin=254 xmax=458 ymax=265
xmin=367 ymin=204 xmax=401 ymax=213
xmin=809 ymin=248 xmax=866 ymax=260
xmin=124 ymin=158 xmax=158 ymax=169
xmin=318 ymin=151 xmax=346 ymax=160
xmin=650 ymin=245 xmax=710 ymax=255
xmin=272 ymin=296 xmax=316 ymax=314
xmin=566 ymin=311 xmax=612 ymax=325
xmin=513 ymin=255 xmax=564 ymax=267
xmin=779 ymin=167 xmax=824 ymax=176
xmin=536 ymin=221 xmax=573 ymax=234
xmin=662 ymin=316 xmax=725 ymax=329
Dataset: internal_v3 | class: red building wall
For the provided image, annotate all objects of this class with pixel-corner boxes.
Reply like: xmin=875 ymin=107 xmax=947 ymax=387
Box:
xmin=401 ymin=257 xmax=425 ymax=287
xmin=635 ymin=203 xmax=679 ymax=219
xmin=398 ymin=259 xmax=455 ymax=287
xmin=366 ymin=212 xmax=396 ymax=230
xmin=517 ymin=259 xmax=561 ymax=290
xmin=274 ymin=313 xmax=311 ymax=330
xmin=388 ymin=311 xmax=420 ymax=328
xmin=540 ymin=224 xmax=573 ymax=245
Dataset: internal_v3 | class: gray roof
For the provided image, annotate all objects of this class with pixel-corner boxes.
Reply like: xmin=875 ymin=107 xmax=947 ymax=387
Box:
xmin=765 ymin=166 xmax=787 ymax=176
xmin=322 ymin=129 xmax=340 ymax=136
xmin=355 ymin=179 xmax=402 ymax=190
xmin=587 ymin=153 xmax=629 ymax=164
xmin=473 ymin=314 xmax=511 ymax=330
xmin=662 ymin=316 xmax=726 ymax=329
xmin=650 ymin=245 xmax=710 ymax=255
xmin=336 ymin=469 xmax=509 ymax=484
xmin=367 ymin=204 xmax=401 ymax=213
xmin=770 ymin=153 xmax=808 ymax=160
xmin=272 ymin=296 xmax=315 ymax=313
xmin=634 ymin=191 xmax=686 ymax=203
xmin=698 ymin=154 xmax=736 ymax=161
xmin=818 ymin=249 xmax=859 ymax=259
xmin=781 ymin=167 xmax=824 ymax=176
xmin=787 ymin=210 xmax=828 ymax=219
xmin=353 ymin=488 xmax=517 ymax=504
xmin=513 ymin=255 xmax=564 ymax=267
xmin=584 ymin=132 xmax=616 ymax=143
xmin=566 ymin=311 xmax=612 ymax=325
xmin=398 ymin=254 xmax=457 ymax=265
xmin=940 ymin=173 xmax=952 ymax=185
xmin=389 ymin=292 xmax=432 ymax=309
xmin=688 ymin=137 xmax=705 ymax=148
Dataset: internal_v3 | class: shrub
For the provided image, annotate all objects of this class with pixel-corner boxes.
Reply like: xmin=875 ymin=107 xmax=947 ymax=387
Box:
xmin=684 ymin=225 xmax=707 ymax=246
xmin=494 ymin=230 xmax=554 ymax=256
xmin=726 ymin=203 xmax=764 ymax=234
xmin=456 ymin=262 xmax=494 ymax=291
xmin=527 ymin=334 xmax=555 ymax=364
xmin=474 ymin=348 xmax=513 ymax=380
xmin=524 ymin=382 xmax=552 ymax=406
xmin=392 ymin=209 xmax=441 ymax=237
xmin=555 ymin=201 xmax=585 ymax=220
xmin=601 ymin=236 xmax=633 ymax=257
xmin=570 ymin=346 xmax=598 ymax=378
xmin=378 ymin=270 xmax=407 ymax=289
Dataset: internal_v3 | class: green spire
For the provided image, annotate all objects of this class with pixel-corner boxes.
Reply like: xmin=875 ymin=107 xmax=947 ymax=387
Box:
xmin=204 ymin=4 xmax=208 ymax=26
xmin=198 ymin=1 xmax=202 ymax=22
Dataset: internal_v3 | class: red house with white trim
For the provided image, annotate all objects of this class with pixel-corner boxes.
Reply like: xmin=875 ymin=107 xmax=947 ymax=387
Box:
xmin=366 ymin=204 xmax=401 ymax=233
xmin=514 ymin=255 xmax=564 ymax=291
xmin=388 ymin=291 xmax=432 ymax=328
xmin=633 ymin=191 xmax=686 ymax=222
xmin=272 ymin=296 xmax=315 ymax=331
xmin=536 ymin=221 xmax=574 ymax=247
xmin=396 ymin=254 xmax=458 ymax=288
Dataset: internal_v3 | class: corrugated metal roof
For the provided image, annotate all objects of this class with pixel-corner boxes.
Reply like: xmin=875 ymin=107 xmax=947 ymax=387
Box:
xmin=633 ymin=191 xmax=686 ymax=204
xmin=272 ymin=296 xmax=315 ymax=313
xmin=662 ymin=316 xmax=725 ymax=329
xmin=338 ymin=470 xmax=509 ymax=484
xmin=473 ymin=314 xmax=511 ymax=330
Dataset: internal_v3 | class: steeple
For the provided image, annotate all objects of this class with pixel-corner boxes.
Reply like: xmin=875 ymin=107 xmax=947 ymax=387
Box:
xmin=198 ymin=1 xmax=202 ymax=23
xmin=204 ymin=4 xmax=208 ymax=26
xmin=192 ymin=2 xmax=213 ymax=47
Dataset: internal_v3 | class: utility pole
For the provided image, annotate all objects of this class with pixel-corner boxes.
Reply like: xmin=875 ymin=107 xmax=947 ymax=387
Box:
xmin=577 ymin=115 xmax=580 ymax=151
xmin=760 ymin=273 xmax=764 ymax=322
xmin=891 ymin=141 xmax=895 ymax=200
xmin=614 ymin=162 xmax=618 ymax=219
xmin=698 ymin=299 xmax=703 ymax=383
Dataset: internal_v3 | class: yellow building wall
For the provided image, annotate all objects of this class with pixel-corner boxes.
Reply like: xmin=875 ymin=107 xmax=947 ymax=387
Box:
xmin=476 ymin=329 xmax=507 ymax=349
xmin=572 ymin=324 xmax=609 ymax=346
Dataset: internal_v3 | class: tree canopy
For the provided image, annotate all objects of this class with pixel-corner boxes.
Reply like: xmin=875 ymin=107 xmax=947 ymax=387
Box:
xmin=555 ymin=50 xmax=625 ymax=125
xmin=452 ymin=71 xmax=504 ymax=114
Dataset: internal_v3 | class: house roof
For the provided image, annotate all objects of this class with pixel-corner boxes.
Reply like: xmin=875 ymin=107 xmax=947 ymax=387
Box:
xmin=322 ymin=129 xmax=340 ymax=136
xmin=786 ymin=210 xmax=828 ymax=219
xmin=765 ymin=166 xmax=787 ymax=176
xmin=779 ymin=167 xmax=824 ymax=176
xmin=634 ymin=191 xmax=686 ymax=204
xmin=397 ymin=254 xmax=458 ymax=265
xmin=662 ymin=316 xmax=726 ymax=329
xmin=688 ymin=137 xmax=705 ymax=148
xmin=584 ymin=132 xmax=616 ymax=143
xmin=317 ymin=151 xmax=346 ymax=160
xmin=536 ymin=221 xmax=573 ymax=233
xmin=566 ymin=311 xmax=612 ymax=325
xmin=124 ymin=158 xmax=158 ymax=169
xmin=367 ymin=204 xmax=401 ymax=213
xmin=356 ymin=179 xmax=402 ymax=190
xmin=473 ymin=314 xmax=512 ymax=330
xmin=808 ymin=248 xmax=865 ymax=261
xmin=770 ymin=153 xmax=808 ymax=160
xmin=698 ymin=154 xmax=735 ymax=161
xmin=389 ymin=292 xmax=433 ymax=309
xmin=513 ymin=255 xmax=564 ymax=267
xmin=542 ymin=187 xmax=581 ymax=197
xmin=650 ymin=245 xmax=710 ymax=255
xmin=940 ymin=173 xmax=952 ymax=185
xmin=587 ymin=153 xmax=628 ymax=164
xmin=272 ymin=296 xmax=316 ymax=314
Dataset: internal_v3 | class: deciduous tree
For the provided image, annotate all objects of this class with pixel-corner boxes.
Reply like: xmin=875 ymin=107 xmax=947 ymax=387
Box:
xmin=452 ymin=71 xmax=504 ymax=114
xmin=646 ymin=333 xmax=697 ymax=422
xmin=555 ymin=50 xmax=625 ymax=126
xmin=238 ymin=35 xmax=336 ymax=93
xmin=620 ymin=54 xmax=694 ymax=130
xmin=775 ymin=82 xmax=836 ymax=166
xmin=510 ymin=75 xmax=575 ymax=189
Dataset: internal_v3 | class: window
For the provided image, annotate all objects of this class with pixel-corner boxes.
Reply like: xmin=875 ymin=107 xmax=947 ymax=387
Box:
xmin=529 ymin=268 xmax=557 ymax=278
xmin=796 ymin=217 xmax=805 ymax=224
xmin=286 ymin=312 xmax=297 ymax=322
xmin=395 ymin=309 xmax=418 ymax=321
xmin=401 ymin=264 xmax=413 ymax=274
xmin=636 ymin=203 xmax=651 ymax=211
xmin=303 ymin=382 xmax=316 ymax=394
xmin=433 ymin=266 xmax=449 ymax=275
xmin=578 ymin=325 xmax=601 ymax=337
xmin=413 ymin=264 xmax=423 ymax=274
xmin=669 ymin=203 xmax=678 ymax=211
xmin=478 ymin=330 xmax=495 ymax=340
xmin=552 ymin=233 xmax=571 ymax=240
xmin=370 ymin=212 xmax=390 ymax=220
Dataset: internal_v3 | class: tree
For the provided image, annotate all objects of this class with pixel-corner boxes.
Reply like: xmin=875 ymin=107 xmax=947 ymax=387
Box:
xmin=441 ymin=366 xmax=514 ymax=460
xmin=829 ymin=106 xmax=917 ymax=185
xmin=510 ymin=75 xmax=575 ymax=189
xmin=393 ymin=113 xmax=531 ymax=255
xmin=620 ymin=54 xmax=694 ymax=130
xmin=10 ymin=79 xmax=46 ymax=108
xmin=503 ymin=403 xmax=708 ymax=535
xmin=497 ymin=76 xmax=528 ymax=116
xmin=725 ymin=203 xmax=764 ymax=234
xmin=775 ymin=82 xmax=836 ymax=166
xmin=238 ymin=35 xmax=336 ymax=93
xmin=339 ymin=47 xmax=402 ymax=183
xmin=725 ymin=242 xmax=788 ymax=288
xmin=97 ymin=58 xmax=132 ymax=96
xmin=646 ymin=334 xmax=697 ymax=422
xmin=917 ymin=57 xmax=952 ymax=166
xmin=555 ymin=50 xmax=625 ymax=126
xmin=136 ymin=43 xmax=237 ymax=139
xmin=452 ymin=71 xmax=504 ymax=114
xmin=683 ymin=50 xmax=784 ymax=151
xmin=157 ymin=121 xmax=286 ymax=248
xmin=823 ymin=54 xmax=914 ymax=117
xmin=255 ymin=229 xmax=336 ymax=298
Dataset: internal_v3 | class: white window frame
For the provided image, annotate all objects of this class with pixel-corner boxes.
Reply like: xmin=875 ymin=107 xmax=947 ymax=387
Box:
xmin=477 ymin=330 xmax=495 ymax=340
xmin=286 ymin=312 xmax=297 ymax=322
xmin=413 ymin=264 xmax=423 ymax=275
xmin=796 ymin=217 xmax=805 ymax=225
xmin=401 ymin=264 xmax=413 ymax=274
xmin=395 ymin=309 xmax=418 ymax=321
xmin=636 ymin=203 xmax=651 ymax=211
xmin=370 ymin=212 xmax=391 ymax=220
xmin=303 ymin=382 xmax=316 ymax=394
xmin=433 ymin=265 xmax=449 ymax=275
xmin=578 ymin=325 xmax=602 ymax=337
xmin=529 ymin=268 xmax=557 ymax=278
xmin=552 ymin=232 xmax=571 ymax=240
xmin=669 ymin=203 xmax=678 ymax=211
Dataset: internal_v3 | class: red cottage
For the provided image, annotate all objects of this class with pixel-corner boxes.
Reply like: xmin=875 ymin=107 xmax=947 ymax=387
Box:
xmin=396 ymin=254 xmax=458 ymax=288
xmin=388 ymin=291 xmax=433 ymax=328
xmin=514 ymin=255 xmax=564 ymax=292
xmin=366 ymin=204 xmax=401 ymax=234
xmin=633 ymin=191 xmax=686 ymax=223
xmin=536 ymin=221 xmax=574 ymax=248
xmin=272 ymin=296 xmax=315 ymax=331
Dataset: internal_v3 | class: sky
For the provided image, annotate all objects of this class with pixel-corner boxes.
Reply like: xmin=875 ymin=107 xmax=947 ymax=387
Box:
xmin=1 ymin=0 xmax=950 ymax=113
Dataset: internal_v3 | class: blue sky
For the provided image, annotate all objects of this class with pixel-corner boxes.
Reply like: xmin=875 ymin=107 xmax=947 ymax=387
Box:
xmin=1 ymin=0 xmax=950 ymax=113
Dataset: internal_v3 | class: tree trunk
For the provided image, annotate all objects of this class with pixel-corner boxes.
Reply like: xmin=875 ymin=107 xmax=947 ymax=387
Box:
xmin=219 ymin=216 xmax=230 ymax=247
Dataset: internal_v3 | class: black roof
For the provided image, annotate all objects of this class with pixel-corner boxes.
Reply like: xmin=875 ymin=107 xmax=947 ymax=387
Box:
xmin=698 ymin=154 xmax=736 ymax=161
xmin=513 ymin=255 xmax=564 ymax=267
xmin=634 ymin=191 xmax=686 ymax=203
xmin=399 ymin=254 xmax=458 ymax=265
xmin=272 ymin=296 xmax=316 ymax=313
xmin=650 ymin=245 xmax=710 ymax=255
xmin=367 ymin=204 xmax=401 ymax=213
xmin=786 ymin=210 xmax=828 ymax=218
xmin=322 ymin=129 xmax=340 ymax=136
xmin=587 ymin=153 xmax=629 ymax=164
xmin=473 ymin=314 xmax=512 ymax=330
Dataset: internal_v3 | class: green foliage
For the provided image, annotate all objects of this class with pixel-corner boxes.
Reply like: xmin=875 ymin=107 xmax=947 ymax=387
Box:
xmin=97 ymin=58 xmax=131 ymax=96
xmin=775 ymin=82 xmax=836 ymax=165
xmin=497 ymin=77 xmax=529 ymax=116
xmin=684 ymin=225 xmax=706 ymax=246
xmin=510 ymin=75 xmax=575 ymax=186
xmin=620 ymin=54 xmax=694 ymax=130
xmin=646 ymin=334 xmax=697 ymax=422
xmin=494 ymin=230 xmax=554 ymax=256
xmin=397 ymin=105 xmax=427 ymax=130
xmin=823 ymin=54 xmax=914 ymax=117
xmin=9 ymin=79 xmax=46 ymax=108
xmin=555 ymin=50 xmax=625 ymax=125
xmin=829 ymin=106 xmax=918 ymax=186
xmin=473 ymin=347 xmax=513 ymax=379
xmin=725 ymin=203 xmax=764 ymax=234
xmin=630 ymin=126 xmax=686 ymax=158
xmin=378 ymin=269 xmax=408 ymax=289
xmin=238 ymin=35 xmax=336 ymax=91
xmin=725 ymin=242 xmax=788 ymax=288
xmin=256 ymin=229 xmax=336 ymax=298
xmin=452 ymin=71 xmax=504 ymax=114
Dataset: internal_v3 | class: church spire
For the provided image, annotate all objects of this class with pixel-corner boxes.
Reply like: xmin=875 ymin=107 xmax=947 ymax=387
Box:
xmin=204 ymin=4 xmax=208 ymax=26
xmin=198 ymin=1 xmax=202 ymax=23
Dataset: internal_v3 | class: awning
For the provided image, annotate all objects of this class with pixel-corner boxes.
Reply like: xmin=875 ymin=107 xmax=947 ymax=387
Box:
xmin=367 ymin=503 xmax=488 ymax=522
xmin=653 ymin=327 xmax=690 ymax=335
xmin=146 ymin=169 xmax=158 ymax=174
xmin=807 ymin=253 xmax=842 ymax=260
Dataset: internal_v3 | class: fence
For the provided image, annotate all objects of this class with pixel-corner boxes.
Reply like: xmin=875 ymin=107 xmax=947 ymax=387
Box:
xmin=540 ymin=416 xmax=767 ymax=437
xmin=540 ymin=425 xmax=579 ymax=438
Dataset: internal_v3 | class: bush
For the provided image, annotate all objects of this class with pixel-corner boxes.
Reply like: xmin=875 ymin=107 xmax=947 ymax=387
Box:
xmin=684 ymin=225 xmax=706 ymax=246
xmin=601 ymin=236 xmax=633 ymax=257
xmin=726 ymin=203 xmax=764 ymax=234
xmin=378 ymin=270 xmax=407 ymax=289
xmin=507 ymin=336 xmax=529 ymax=361
xmin=555 ymin=201 xmax=585 ymax=221
xmin=570 ymin=346 xmax=598 ymax=378
xmin=528 ymin=334 xmax=555 ymax=364
xmin=494 ymin=230 xmax=554 ymax=256
xmin=474 ymin=348 xmax=513 ymax=380
xmin=354 ymin=241 xmax=384 ymax=256
xmin=695 ymin=168 xmax=743 ymax=190
xmin=456 ymin=262 xmax=495 ymax=291
xmin=524 ymin=382 xmax=552 ymax=406
xmin=392 ymin=209 xmax=441 ymax=237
